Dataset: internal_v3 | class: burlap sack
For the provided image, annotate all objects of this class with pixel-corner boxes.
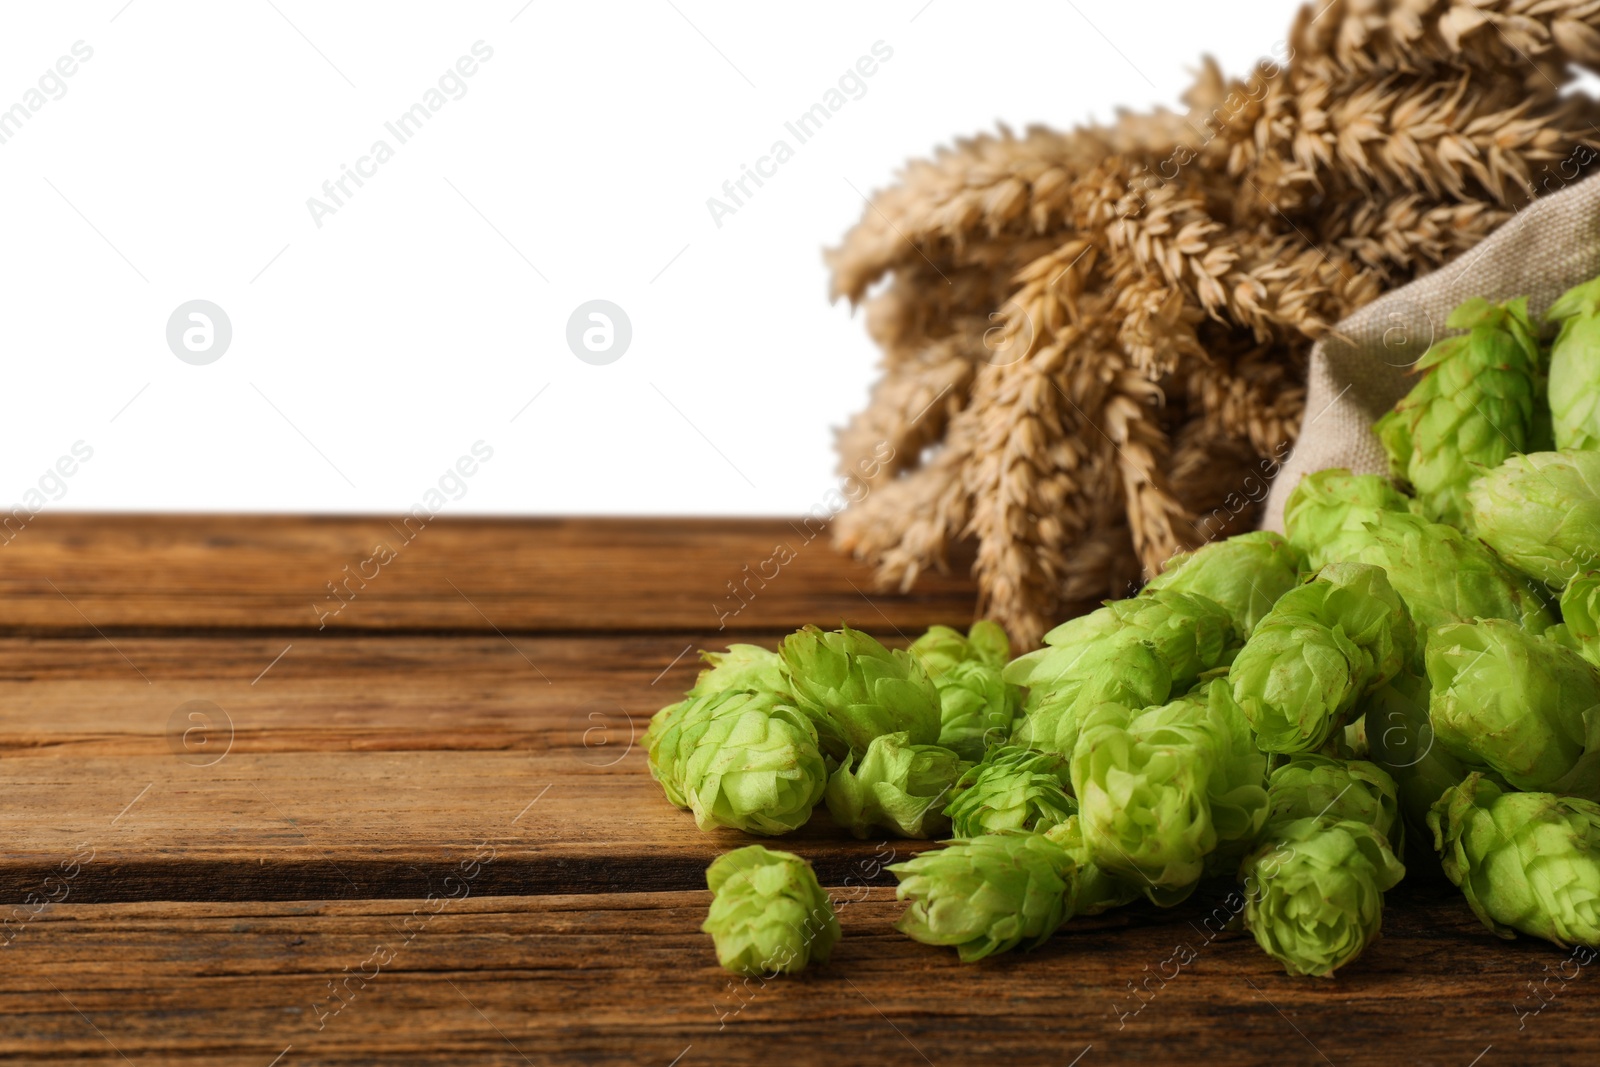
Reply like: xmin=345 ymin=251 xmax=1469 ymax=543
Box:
xmin=1262 ymin=168 xmax=1600 ymax=532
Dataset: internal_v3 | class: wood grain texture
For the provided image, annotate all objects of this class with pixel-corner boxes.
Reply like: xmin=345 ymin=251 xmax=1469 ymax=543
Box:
xmin=0 ymin=633 xmax=920 ymax=901
xmin=0 ymin=514 xmax=1583 ymax=1063
xmin=4 ymin=888 xmax=1592 ymax=1066
xmin=0 ymin=514 xmax=977 ymax=634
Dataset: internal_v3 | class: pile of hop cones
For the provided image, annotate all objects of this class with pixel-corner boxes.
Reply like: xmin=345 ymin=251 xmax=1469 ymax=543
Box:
xmin=826 ymin=0 xmax=1600 ymax=648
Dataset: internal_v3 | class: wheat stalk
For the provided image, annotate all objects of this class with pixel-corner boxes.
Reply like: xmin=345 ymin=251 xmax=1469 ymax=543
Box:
xmin=829 ymin=0 xmax=1600 ymax=646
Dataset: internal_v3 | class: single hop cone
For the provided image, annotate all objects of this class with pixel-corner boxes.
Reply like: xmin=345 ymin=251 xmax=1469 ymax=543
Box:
xmin=1241 ymin=749 xmax=1406 ymax=977
xmin=688 ymin=643 xmax=792 ymax=700
xmin=1142 ymin=530 xmax=1305 ymax=636
xmin=1004 ymin=590 xmax=1236 ymax=758
xmin=1425 ymin=620 xmax=1600 ymax=801
xmin=646 ymin=689 xmax=828 ymax=835
xmin=1265 ymin=753 xmax=1403 ymax=847
xmin=1309 ymin=511 xmax=1553 ymax=636
xmin=1229 ymin=563 xmax=1413 ymax=753
xmin=889 ymin=831 xmax=1078 ymax=962
xmin=1547 ymin=275 xmax=1600 ymax=452
xmin=702 ymin=845 xmax=840 ymax=975
xmin=909 ymin=619 xmax=1010 ymax=675
xmin=910 ymin=620 xmax=1019 ymax=760
xmin=1374 ymin=296 xmax=1544 ymax=531
xmin=1283 ymin=469 xmax=1413 ymax=563
xmin=1430 ymin=774 xmax=1600 ymax=949
xmin=780 ymin=625 xmax=942 ymax=760
xmin=824 ymin=731 xmax=968 ymax=840
xmin=1071 ymin=681 xmax=1268 ymax=903
xmin=1469 ymin=450 xmax=1600 ymax=591
xmin=1230 ymin=619 xmax=1364 ymax=753
xmin=943 ymin=745 xmax=1076 ymax=838
xmin=1240 ymin=816 xmax=1405 ymax=978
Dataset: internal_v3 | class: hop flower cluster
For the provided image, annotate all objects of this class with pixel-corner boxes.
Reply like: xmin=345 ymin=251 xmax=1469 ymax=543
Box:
xmin=824 ymin=0 xmax=1600 ymax=647
xmin=660 ymin=49 xmax=1600 ymax=977
xmin=1319 ymin=275 xmax=1600 ymax=957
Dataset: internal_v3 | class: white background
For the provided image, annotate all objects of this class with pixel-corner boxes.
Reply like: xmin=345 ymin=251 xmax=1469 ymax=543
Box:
xmin=0 ymin=0 xmax=1306 ymax=516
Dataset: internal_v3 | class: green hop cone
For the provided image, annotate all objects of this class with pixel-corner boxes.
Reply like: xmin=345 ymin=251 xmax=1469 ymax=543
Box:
xmin=909 ymin=621 xmax=1018 ymax=759
xmin=1340 ymin=714 xmax=1370 ymax=760
xmin=1005 ymin=590 xmax=1236 ymax=757
xmin=779 ymin=625 xmax=942 ymax=761
xmin=702 ymin=845 xmax=840 ymax=975
xmin=1431 ymin=773 xmax=1600 ymax=948
xmin=1311 ymin=510 xmax=1553 ymax=636
xmin=943 ymin=745 xmax=1076 ymax=838
xmin=1240 ymin=816 xmax=1405 ymax=977
xmin=1043 ymin=816 xmax=1141 ymax=916
xmin=1071 ymin=681 xmax=1268 ymax=903
xmin=889 ymin=831 xmax=1077 ymax=961
xmin=649 ymin=689 xmax=828 ymax=834
xmin=644 ymin=699 xmax=691 ymax=808
xmin=1546 ymin=273 xmax=1600 ymax=451
xmin=909 ymin=619 xmax=1009 ymax=675
xmin=915 ymin=617 xmax=1011 ymax=758
xmin=928 ymin=658 xmax=1019 ymax=761
xmin=688 ymin=643 xmax=790 ymax=699
xmin=1283 ymin=469 xmax=1414 ymax=559
xmin=1265 ymin=753 xmax=1403 ymax=844
xmin=1425 ymin=620 xmax=1600 ymax=800
xmin=1007 ymin=634 xmax=1172 ymax=757
xmin=823 ymin=732 xmax=968 ymax=840
xmin=1559 ymin=575 xmax=1600 ymax=669
xmin=1072 ymin=696 xmax=1216 ymax=902
xmin=1278 ymin=563 xmax=1414 ymax=682
xmin=1172 ymin=679 xmax=1273 ymax=867
xmin=1228 ymin=563 xmax=1413 ymax=753
xmin=1272 ymin=641 xmax=1377 ymax=733
xmin=1469 ymin=450 xmax=1600 ymax=590
xmin=1373 ymin=295 xmax=1543 ymax=530
xmin=1363 ymin=670 xmax=1474 ymax=844
xmin=1044 ymin=590 xmax=1236 ymax=683
xmin=1142 ymin=531 xmax=1305 ymax=636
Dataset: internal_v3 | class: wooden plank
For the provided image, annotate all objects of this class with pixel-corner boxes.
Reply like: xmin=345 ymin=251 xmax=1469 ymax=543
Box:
xmin=0 ymin=514 xmax=977 ymax=634
xmin=0 ymin=632 xmax=727 ymax=754
xmin=3 ymin=887 xmax=1589 ymax=1066
xmin=0 ymin=515 xmax=1589 ymax=1061
xmin=0 ymin=749 xmax=910 ymax=902
xmin=0 ymin=633 xmax=925 ymax=902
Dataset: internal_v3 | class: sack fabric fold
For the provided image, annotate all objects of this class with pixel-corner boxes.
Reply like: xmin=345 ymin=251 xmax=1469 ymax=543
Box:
xmin=1263 ymin=168 xmax=1600 ymax=531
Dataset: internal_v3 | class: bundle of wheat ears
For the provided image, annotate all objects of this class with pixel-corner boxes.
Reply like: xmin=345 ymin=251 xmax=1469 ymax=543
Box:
xmin=827 ymin=0 xmax=1600 ymax=648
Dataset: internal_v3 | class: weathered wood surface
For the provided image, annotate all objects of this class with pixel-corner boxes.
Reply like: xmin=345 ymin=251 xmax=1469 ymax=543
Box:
xmin=0 ymin=633 xmax=927 ymax=901
xmin=0 ymin=514 xmax=975 ymax=633
xmin=4 ymin=888 xmax=1592 ymax=1066
xmin=0 ymin=515 xmax=1592 ymax=1064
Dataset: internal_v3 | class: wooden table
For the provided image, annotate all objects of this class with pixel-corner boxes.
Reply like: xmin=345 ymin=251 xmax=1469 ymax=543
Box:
xmin=0 ymin=515 xmax=1590 ymax=1065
